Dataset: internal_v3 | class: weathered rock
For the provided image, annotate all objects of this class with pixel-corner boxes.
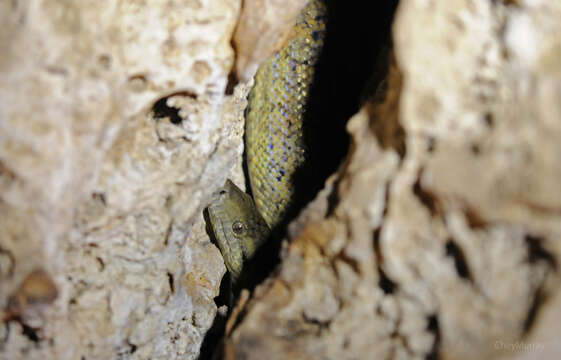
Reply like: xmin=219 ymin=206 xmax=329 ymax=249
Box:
xmin=232 ymin=0 xmax=308 ymax=82
xmin=2 ymin=0 xmax=561 ymax=359
xmin=0 ymin=0 xmax=247 ymax=358
xmin=225 ymin=0 xmax=561 ymax=359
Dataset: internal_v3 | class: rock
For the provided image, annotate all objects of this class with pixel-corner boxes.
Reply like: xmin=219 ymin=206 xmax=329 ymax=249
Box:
xmin=232 ymin=0 xmax=308 ymax=82
xmin=0 ymin=0 xmax=247 ymax=358
xmin=2 ymin=0 xmax=561 ymax=359
xmin=225 ymin=1 xmax=561 ymax=359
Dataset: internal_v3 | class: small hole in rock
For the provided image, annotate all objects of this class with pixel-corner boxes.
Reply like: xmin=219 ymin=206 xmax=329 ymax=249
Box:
xmin=167 ymin=272 xmax=175 ymax=294
xmin=96 ymin=257 xmax=105 ymax=271
xmin=98 ymin=54 xmax=112 ymax=69
xmin=152 ymin=97 xmax=183 ymax=124
xmin=445 ymin=239 xmax=472 ymax=281
xmin=378 ymin=267 xmax=396 ymax=294
xmin=413 ymin=170 xmax=439 ymax=216
xmin=470 ymin=144 xmax=481 ymax=155
xmin=483 ymin=112 xmax=494 ymax=128
xmin=525 ymin=235 xmax=556 ymax=269
xmin=92 ymin=192 xmax=106 ymax=205
xmin=21 ymin=323 xmax=40 ymax=343
xmin=426 ymin=137 xmax=436 ymax=152
xmin=523 ymin=286 xmax=546 ymax=333
xmin=426 ymin=314 xmax=440 ymax=360
xmin=463 ymin=206 xmax=487 ymax=229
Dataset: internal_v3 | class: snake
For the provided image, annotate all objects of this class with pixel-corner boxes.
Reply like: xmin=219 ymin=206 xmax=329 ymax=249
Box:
xmin=205 ymin=0 xmax=327 ymax=286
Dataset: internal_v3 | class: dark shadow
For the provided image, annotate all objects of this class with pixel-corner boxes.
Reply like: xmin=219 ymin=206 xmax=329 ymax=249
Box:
xmin=269 ymin=0 xmax=400 ymax=236
xmin=445 ymin=239 xmax=473 ymax=282
xmin=200 ymin=1 xmax=400 ymax=357
xmin=199 ymin=209 xmax=231 ymax=360
xmin=426 ymin=314 xmax=441 ymax=360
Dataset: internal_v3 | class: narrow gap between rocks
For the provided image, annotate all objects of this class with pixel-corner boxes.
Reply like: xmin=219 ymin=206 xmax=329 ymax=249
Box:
xmin=199 ymin=1 xmax=400 ymax=358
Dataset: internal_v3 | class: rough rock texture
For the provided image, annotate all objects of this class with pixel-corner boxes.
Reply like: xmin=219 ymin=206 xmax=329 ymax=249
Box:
xmin=232 ymin=0 xmax=308 ymax=82
xmin=0 ymin=0 xmax=248 ymax=359
xmin=224 ymin=0 xmax=561 ymax=359
xmin=2 ymin=0 xmax=561 ymax=360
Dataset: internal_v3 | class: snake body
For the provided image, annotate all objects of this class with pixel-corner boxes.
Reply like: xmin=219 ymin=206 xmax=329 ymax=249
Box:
xmin=206 ymin=0 xmax=327 ymax=283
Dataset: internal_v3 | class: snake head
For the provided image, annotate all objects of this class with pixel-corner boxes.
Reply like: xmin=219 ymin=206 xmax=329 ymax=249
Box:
xmin=205 ymin=179 xmax=270 ymax=283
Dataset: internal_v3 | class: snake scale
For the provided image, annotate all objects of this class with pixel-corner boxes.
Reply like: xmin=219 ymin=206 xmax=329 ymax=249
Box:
xmin=206 ymin=0 xmax=327 ymax=285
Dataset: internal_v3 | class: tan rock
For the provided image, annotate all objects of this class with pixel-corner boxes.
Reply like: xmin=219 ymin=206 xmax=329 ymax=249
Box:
xmin=2 ymin=0 xmax=561 ymax=359
xmin=226 ymin=0 xmax=561 ymax=359
xmin=0 ymin=0 xmax=244 ymax=358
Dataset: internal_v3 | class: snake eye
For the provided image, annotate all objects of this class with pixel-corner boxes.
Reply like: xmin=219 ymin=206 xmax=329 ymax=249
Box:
xmin=232 ymin=221 xmax=246 ymax=236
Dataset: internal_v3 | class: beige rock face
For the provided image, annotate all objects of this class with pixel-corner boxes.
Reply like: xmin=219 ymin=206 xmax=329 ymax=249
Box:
xmin=232 ymin=0 xmax=308 ymax=82
xmin=2 ymin=0 xmax=561 ymax=360
xmin=225 ymin=0 xmax=561 ymax=359
xmin=0 ymin=0 xmax=245 ymax=359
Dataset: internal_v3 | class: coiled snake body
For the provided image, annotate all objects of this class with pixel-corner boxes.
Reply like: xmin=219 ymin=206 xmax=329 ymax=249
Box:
xmin=206 ymin=0 xmax=326 ymax=284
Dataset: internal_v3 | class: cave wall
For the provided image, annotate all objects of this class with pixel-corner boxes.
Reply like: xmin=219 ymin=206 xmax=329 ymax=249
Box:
xmin=1 ymin=0 xmax=560 ymax=359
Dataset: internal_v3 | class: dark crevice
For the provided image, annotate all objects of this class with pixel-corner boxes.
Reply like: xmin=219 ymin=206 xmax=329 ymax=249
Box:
xmin=302 ymin=312 xmax=332 ymax=333
xmin=470 ymin=143 xmax=481 ymax=155
xmin=372 ymin=183 xmax=390 ymax=263
xmin=325 ymin=176 xmax=342 ymax=217
xmin=426 ymin=137 xmax=436 ymax=153
xmin=129 ymin=342 xmax=138 ymax=354
xmin=378 ymin=267 xmax=397 ymax=294
xmin=367 ymin=54 xmax=407 ymax=159
xmin=21 ymin=322 xmax=40 ymax=343
xmin=117 ymin=341 xmax=138 ymax=358
xmin=334 ymin=250 xmax=361 ymax=275
xmin=201 ymin=0 xmax=400 ymax=357
xmin=152 ymin=91 xmax=197 ymax=125
xmin=523 ymin=286 xmax=546 ymax=333
xmin=95 ymin=257 xmax=105 ymax=271
xmin=373 ymin=226 xmax=399 ymax=294
xmin=152 ymin=98 xmax=182 ymax=124
xmin=445 ymin=239 xmax=472 ymax=281
xmin=413 ymin=170 xmax=440 ymax=216
xmin=167 ymin=272 xmax=175 ymax=294
xmin=425 ymin=314 xmax=441 ymax=360
xmin=382 ymin=182 xmax=391 ymax=218
xmin=163 ymin=221 xmax=173 ymax=247
xmin=224 ymin=71 xmax=237 ymax=95
xmin=525 ymin=235 xmax=556 ymax=270
xmin=463 ymin=205 xmax=488 ymax=229
xmin=198 ymin=242 xmax=230 ymax=360
xmin=373 ymin=227 xmax=382 ymax=263
xmin=483 ymin=112 xmax=494 ymax=128
xmin=91 ymin=192 xmax=106 ymax=206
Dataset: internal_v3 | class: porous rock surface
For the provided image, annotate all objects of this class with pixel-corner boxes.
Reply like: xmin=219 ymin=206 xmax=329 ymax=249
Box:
xmin=0 ymin=0 xmax=245 ymax=359
xmin=1 ymin=0 xmax=561 ymax=360
xmin=224 ymin=0 xmax=561 ymax=359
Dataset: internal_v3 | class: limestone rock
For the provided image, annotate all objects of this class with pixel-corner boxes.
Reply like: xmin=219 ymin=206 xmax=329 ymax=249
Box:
xmin=232 ymin=0 xmax=308 ymax=82
xmin=0 ymin=0 xmax=245 ymax=359
xmin=225 ymin=1 xmax=561 ymax=359
xmin=2 ymin=0 xmax=561 ymax=359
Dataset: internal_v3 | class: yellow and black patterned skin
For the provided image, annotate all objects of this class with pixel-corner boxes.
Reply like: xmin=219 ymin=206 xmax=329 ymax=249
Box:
xmin=206 ymin=0 xmax=326 ymax=285
xmin=245 ymin=0 xmax=327 ymax=229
